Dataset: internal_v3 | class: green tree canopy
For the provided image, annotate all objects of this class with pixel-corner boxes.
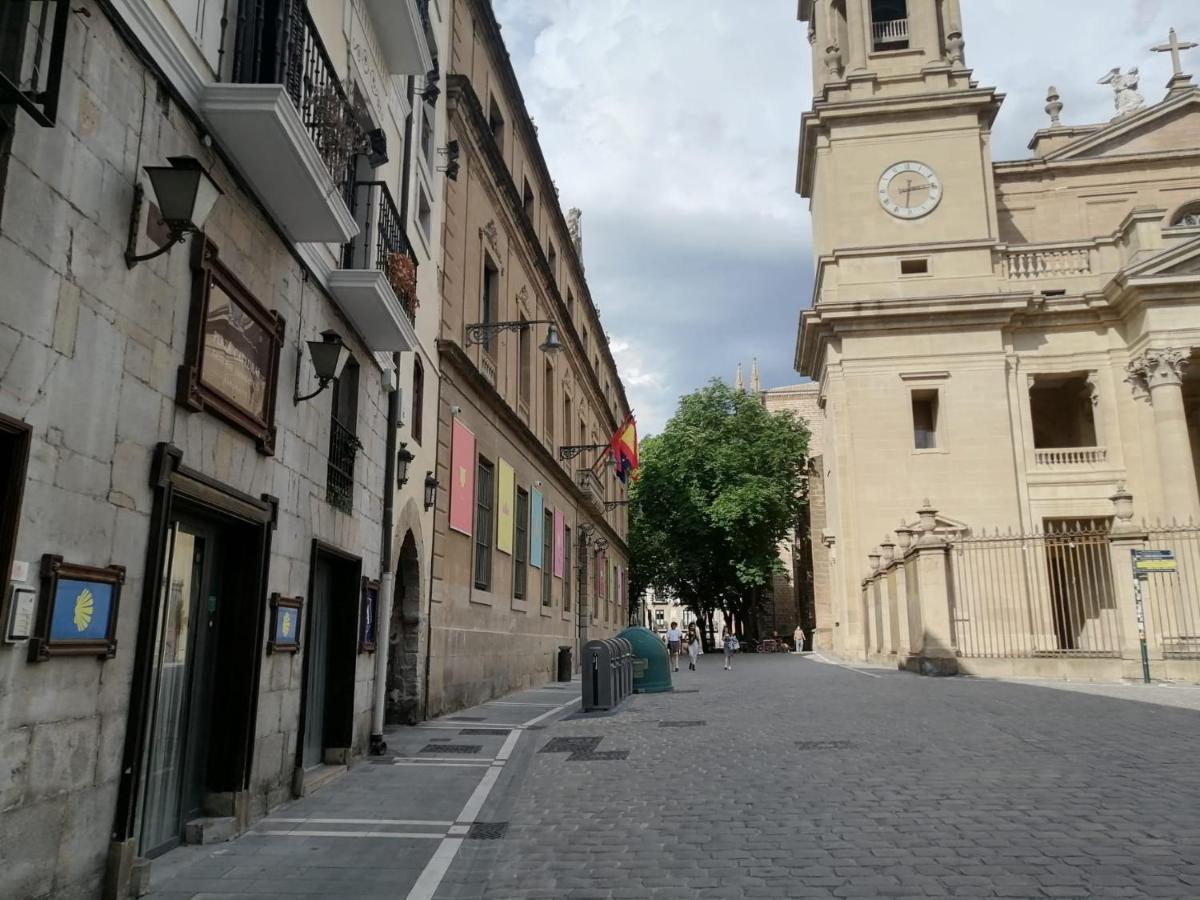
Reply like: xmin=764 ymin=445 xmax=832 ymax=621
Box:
xmin=629 ymin=379 xmax=810 ymax=637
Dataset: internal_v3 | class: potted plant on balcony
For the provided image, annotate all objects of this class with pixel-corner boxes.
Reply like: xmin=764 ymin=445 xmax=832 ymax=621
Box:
xmin=385 ymin=250 xmax=419 ymax=315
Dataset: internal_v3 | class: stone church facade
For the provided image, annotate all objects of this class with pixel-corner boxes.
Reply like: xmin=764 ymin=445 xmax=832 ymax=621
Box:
xmin=796 ymin=0 xmax=1200 ymax=680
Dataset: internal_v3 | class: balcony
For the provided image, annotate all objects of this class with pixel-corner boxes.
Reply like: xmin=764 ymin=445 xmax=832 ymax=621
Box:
xmin=872 ymin=18 xmax=909 ymax=49
xmin=327 ymin=181 xmax=419 ymax=352
xmin=363 ymin=0 xmax=434 ymax=74
xmin=1003 ymin=243 xmax=1094 ymax=281
xmin=202 ymin=1 xmax=358 ymax=243
xmin=576 ymin=469 xmax=605 ymax=513
xmin=1034 ymin=447 xmax=1109 ymax=468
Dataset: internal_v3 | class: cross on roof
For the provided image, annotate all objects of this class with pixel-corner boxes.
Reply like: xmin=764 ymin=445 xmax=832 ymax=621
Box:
xmin=1152 ymin=28 xmax=1197 ymax=77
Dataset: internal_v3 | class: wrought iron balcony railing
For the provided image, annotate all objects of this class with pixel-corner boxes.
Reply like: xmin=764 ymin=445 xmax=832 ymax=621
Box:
xmin=327 ymin=418 xmax=361 ymax=513
xmin=233 ymin=0 xmax=362 ymax=206
xmin=345 ymin=181 xmax=418 ymax=322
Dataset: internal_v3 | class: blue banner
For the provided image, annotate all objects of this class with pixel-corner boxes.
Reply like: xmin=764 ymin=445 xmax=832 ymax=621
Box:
xmin=530 ymin=489 xmax=544 ymax=568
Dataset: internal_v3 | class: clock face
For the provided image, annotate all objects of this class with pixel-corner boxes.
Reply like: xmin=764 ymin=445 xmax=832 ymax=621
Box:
xmin=878 ymin=161 xmax=943 ymax=219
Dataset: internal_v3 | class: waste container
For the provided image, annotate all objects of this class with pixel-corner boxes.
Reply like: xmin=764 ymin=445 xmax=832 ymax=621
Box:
xmin=556 ymin=645 xmax=572 ymax=682
xmin=616 ymin=626 xmax=673 ymax=693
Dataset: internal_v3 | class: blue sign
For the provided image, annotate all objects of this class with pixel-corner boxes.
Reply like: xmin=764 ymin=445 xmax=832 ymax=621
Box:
xmin=49 ymin=579 xmax=115 ymax=642
xmin=273 ymin=606 xmax=298 ymax=645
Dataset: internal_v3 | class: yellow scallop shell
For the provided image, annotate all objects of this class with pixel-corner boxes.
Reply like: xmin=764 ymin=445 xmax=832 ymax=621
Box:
xmin=73 ymin=588 xmax=94 ymax=632
xmin=281 ymin=610 xmax=292 ymax=637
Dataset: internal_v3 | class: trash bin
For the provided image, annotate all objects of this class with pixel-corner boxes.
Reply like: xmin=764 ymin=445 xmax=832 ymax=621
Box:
xmin=556 ymin=645 xmax=572 ymax=682
xmin=616 ymin=626 xmax=673 ymax=693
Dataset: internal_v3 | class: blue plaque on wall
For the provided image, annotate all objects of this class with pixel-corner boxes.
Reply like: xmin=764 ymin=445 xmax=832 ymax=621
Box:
xmin=30 ymin=556 xmax=125 ymax=661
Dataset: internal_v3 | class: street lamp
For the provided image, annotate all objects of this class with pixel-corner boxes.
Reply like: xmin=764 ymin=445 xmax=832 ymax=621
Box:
xmin=465 ymin=319 xmax=562 ymax=354
xmin=423 ymin=471 xmax=438 ymax=511
xmin=396 ymin=442 xmax=414 ymax=488
xmin=294 ymin=330 xmax=351 ymax=403
xmin=125 ymin=156 xmax=223 ymax=267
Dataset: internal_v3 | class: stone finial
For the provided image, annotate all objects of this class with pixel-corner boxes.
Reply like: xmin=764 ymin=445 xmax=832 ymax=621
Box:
xmin=945 ymin=31 xmax=965 ymax=66
xmin=916 ymin=501 xmax=939 ymax=544
xmin=1045 ymin=86 xmax=1063 ymax=126
xmin=1110 ymin=482 xmax=1135 ymax=530
xmin=824 ymin=44 xmax=844 ymax=80
xmin=1126 ymin=348 xmax=1190 ymax=396
xmin=1098 ymin=67 xmax=1145 ymax=118
xmin=895 ymin=526 xmax=914 ymax=552
xmin=868 ymin=547 xmax=882 ymax=572
xmin=734 ymin=363 xmax=745 ymax=393
xmin=880 ymin=538 xmax=896 ymax=565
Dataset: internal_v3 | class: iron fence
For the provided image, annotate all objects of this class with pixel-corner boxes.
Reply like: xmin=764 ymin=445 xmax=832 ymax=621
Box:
xmin=326 ymin=418 xmax=360 ymax=513
xmin=948 ymin=524 xmax=1121 ymax=658
xmin=1140 ymin=525 xmax=1200 ymax=660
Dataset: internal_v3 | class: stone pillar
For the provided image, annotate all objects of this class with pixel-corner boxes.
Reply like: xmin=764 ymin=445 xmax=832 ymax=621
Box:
xmin=1106 ymin=485 xmax=1154 ymax=675
xmin=880 ymin=539 xmax=897 ymax=655
xmin=911 ymin=502 xmax=959 ymax=675
xmin=865 ymin=546 xmax=881 ymax=658
xmin=1127 ymin=349 xmax=1200 ymax=523
xmin=893 ymin=527 xmax=914 ymax=658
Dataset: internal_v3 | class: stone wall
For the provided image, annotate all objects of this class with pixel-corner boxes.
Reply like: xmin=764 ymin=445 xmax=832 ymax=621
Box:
xmin=0 ymin=6 xmax=387 ymax=896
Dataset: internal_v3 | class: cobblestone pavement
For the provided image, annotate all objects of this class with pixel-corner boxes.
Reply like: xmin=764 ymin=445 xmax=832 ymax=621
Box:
xmin=443 ymin=654 xmax=1200 ymax=900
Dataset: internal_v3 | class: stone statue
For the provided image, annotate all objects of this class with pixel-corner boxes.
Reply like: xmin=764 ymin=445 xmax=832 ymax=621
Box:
xmin=567 ymin=207 xmax=583 ymax=259
xmin=1098 ymin=67 xmax=1145 ymax=117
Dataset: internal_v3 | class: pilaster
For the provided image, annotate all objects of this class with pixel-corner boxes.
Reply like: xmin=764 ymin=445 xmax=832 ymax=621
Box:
xmin=1126 ymin=348 xmax=1200 ymax=523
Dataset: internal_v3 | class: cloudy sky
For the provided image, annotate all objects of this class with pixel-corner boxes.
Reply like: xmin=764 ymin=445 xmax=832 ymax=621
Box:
xmin=492 ymin=0 xmax=1200 ymax=435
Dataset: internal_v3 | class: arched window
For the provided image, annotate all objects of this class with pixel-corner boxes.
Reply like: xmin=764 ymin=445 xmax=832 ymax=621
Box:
xmin=1171 ymin=203 xmax=1200 ymax=228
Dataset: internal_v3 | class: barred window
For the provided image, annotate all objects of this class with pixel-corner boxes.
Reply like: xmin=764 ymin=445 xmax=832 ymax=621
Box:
xmin=474 ymin=457 xmax=494 ymax=590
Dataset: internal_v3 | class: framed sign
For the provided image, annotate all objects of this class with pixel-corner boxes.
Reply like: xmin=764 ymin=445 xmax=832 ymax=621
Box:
xmin=178 ymin=238 xmax=285 ymax=455
xmin=267 ymin=593 xmax=302 ymax=654
xmin=359 ymin=577 xmax=379 ymax=653
xmin=28 ymin=555 xmax=125 ymax=661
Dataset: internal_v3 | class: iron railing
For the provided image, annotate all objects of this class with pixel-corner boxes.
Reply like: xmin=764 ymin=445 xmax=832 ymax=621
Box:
xmin=948 ymin=524 xmax=1121 ymax=658
xmin=345 ymin=181 xmax=418 ymax=321
xmin=1140 ymin=525 xmax=1200 ymax=661
xmin=0 ymin=0 xmax=69 ymax=126
xmin=233 ymin=0 xmax=361 ymax=204
xmin=326 ymin=418 xmax=361 ymax=513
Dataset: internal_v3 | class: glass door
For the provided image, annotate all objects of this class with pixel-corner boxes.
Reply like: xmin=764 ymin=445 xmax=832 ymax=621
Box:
xmin=302 ymin=557 xmax=332 ymax=768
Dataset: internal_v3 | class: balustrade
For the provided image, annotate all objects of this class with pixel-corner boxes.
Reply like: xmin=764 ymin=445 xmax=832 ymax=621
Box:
xmin=1033 ymin=447 xmax=1108 ymax=467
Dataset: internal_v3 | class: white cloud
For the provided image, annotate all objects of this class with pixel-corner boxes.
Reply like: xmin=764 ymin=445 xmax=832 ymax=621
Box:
xmin=495 ymin=0 xmax=1200 ymax=433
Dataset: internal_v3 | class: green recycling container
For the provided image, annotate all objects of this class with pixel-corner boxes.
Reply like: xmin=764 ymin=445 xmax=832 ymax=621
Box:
xmin=616 ymin=626 xmax=673 ymax=693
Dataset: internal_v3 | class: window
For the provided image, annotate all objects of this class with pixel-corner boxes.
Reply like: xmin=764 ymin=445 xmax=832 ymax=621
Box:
xmin=900 ymin=258 xmax=928 ymax=275
xmin=474 ymin=457 xmax=494 ymax=590
xmin=518 ymin=316 xmax=531 ymax=408
xmin=523 ymin=178 xmax=535 ymax=220
xmin=911 ymin=390 xmax=939 ymax=450
xmin=0 ymin=413 xmax=32 ymax=589
xmin=488 ymin=96 xmax=505 ymax=154
xmin=328 ymin=359 xmax=361 ymax=512
xmin=411 ymin=356 xmax=424 ymax=445
xmin=0 ymin=1 xmax=69 ymax=128
xmin=421 ymin=100 xmax=436 ymax=169
xmin=563 ymin=525 xmax=572 ymax=612
xmin=541 ymin=510 xmax=553 ymax=607
xmin=566 ymin=289 xmax=575 ymax=320
xmin=1171 ymin=203 xmax=1200 ymax=227
xmin=547 ymin=240 xmax=557 ymax=280
xmin=544 ymin=361 xmax=555 ymax=443
xmin=514 ymin=487 xmax=529 ymax=599
xmin=579 ymin=417 xmax=586 ymax=447
xmin=1030 ymin=375 xmax=1097 ymax=449
xmin=871 ymin=0 xmax=909 ymax=50
xmin=417 ymin=187 xmax=432 ymax=243
xmin=562 ymin=395 xmax=572 ymax=462
xmin=481 ymin=254 xmax=499 ymax=354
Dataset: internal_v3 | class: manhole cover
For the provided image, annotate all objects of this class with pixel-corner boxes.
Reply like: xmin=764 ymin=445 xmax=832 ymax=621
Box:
xmin=459 ymin=728 xmax=512 ymax=736
xmin=420 ymin=744 xmax=482 ymax=754
xmin=796 ymin=740 xmax=853 ymax=750
xmin=468 ymin=822 xmax=509 ymax=840
xmin=672 ymin=689 xmax=700 ymax=694
xmin=446 ymin=716 xmax=486 ymax=722
xmin=658 ymin=721 xmax=706 ymax=727
xmin=567 ymin=750 xmax=629 ymax=761
xmin=540 ymin=736 xmax=601 ymax=754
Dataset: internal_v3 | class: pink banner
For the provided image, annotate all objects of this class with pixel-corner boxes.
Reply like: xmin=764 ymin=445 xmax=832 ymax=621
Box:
xmin=449 ymin=419 xmax=475 ymax=535
xmin=553 ymin=510 xmax=565 ymax=578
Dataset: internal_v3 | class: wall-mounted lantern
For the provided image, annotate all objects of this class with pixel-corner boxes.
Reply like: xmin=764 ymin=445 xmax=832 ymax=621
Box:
xmin=125 ymin=156 xmax=222 ymax=268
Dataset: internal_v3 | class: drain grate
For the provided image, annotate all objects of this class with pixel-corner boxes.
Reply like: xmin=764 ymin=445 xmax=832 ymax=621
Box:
xmin=467 ymin=822 xmax=509 ymax=840
xmin=459 ymin=728 xmax=512 ymax=736
xmin=446 ymin=716 xmax=486 ymax=722
xmin=672 ymin=689 xmax=700 ymax=694
xmin=659 ymin=721 xmax=706 ymax=728
xmin=420 ymin=744 xmax=482 ymax=754
xmin=796 ymin=740 xmax=853 ymax=751
xmin=428 ymin=737 xmax=452 ymax=742
xmin=567 ymin=750 xmax=629 ymax=761
xmin=540 ymin=737 xmax=602 ymax=754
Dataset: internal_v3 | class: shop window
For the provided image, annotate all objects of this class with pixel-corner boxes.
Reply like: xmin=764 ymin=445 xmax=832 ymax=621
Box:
xmin=0 ymin=414 xmax=31 ymax=587
xmin=911 ymin=389 xmax=939 ymax=450
xmin=411 ymin=356 xmax=424 ymax=445
xmin=541 ymin=509 xmax=553 ymax=607
xmin=474 ymin=456 xmax=494 ymax=590
xmin=327 ymin=359 xmax=360 ymax=513
xmin=514 ymin=487 xmax=529 ymax=600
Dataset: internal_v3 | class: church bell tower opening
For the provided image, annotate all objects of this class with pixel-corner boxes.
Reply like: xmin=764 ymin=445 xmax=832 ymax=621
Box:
xmin=870 ymin=0 xmax=909 ymax=51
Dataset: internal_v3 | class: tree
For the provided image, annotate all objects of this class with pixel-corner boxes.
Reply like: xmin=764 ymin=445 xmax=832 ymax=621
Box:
xmin=629 ymin=380 xmax=810 ymax=642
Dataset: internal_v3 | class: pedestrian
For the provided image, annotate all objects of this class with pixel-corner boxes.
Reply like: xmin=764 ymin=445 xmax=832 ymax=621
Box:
xmin=686 ymin=623 xmax=702 ymax=671
xmin=666 ymin=621 xmax=682 ymax=672
xmin=722 ymin=627 xmax=737 ymax=670
xmin=794 ymin=625 xmax=806 ymax=654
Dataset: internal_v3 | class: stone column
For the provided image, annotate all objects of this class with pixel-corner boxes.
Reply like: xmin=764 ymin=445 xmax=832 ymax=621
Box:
xmin=865 ymin=547 xmax=882 ymax=658
xmin=893 ymin=527 xmax=914 ymax=659
xmin=911 ymin=502 xmax=959 ymax=675
xmin=1106 ymin=486 xmax=1154 ymax=676
xmin=1126 ymin=349 xmax=1200 ymax=523
xmin=880 ymin=539 xmax=897 ymax=655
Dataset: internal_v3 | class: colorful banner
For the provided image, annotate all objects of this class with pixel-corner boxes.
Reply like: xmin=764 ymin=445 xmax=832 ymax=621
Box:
xmin=553 ymin=510 xmax=565 ymax=578
xmin=496 ymin=459 xmax=514 ymax=555
xmin=529 ymin=489 xmax=544 ymax=568
xmin=449 ymin=419 xmax=475 ymax=535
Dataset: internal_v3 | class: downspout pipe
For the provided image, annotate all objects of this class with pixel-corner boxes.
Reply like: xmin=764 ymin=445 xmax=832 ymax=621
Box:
xmin=370 ymin=73 xmax=418 ymax=754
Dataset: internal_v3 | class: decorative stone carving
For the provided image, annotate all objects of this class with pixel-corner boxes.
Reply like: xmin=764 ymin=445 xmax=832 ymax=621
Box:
xmin=1109 ymin=483 xmax=1135 ymax=530
xmin=1126 ymin=348 xmax=1190 ymax=395
xmin=567 ymin=207 xmax=583 ymax=259
xmin=1085 ymin=372 xmax=1100 ymax=406
xmin=1151 ymin=28 xmax=1197 ymax=79
xmin=1045 ymin=86 xmax=1063 ymax=126
xmin=895 ymin=525 xmax=913 ymax=552
xmin=516 ymin=285 xmax=529 ymax=307
xmin=880 ymin=539 xmax=896 ymax=565
xmin=1098 ymin=67 xmax=1145 ymax=118
xmin=945 ymin=32 xmax=965 ymax=66
xmin=824 ymin=44 xmax=844 ymax=80
xmin=480 ymin=220 xmax=500 ymax=255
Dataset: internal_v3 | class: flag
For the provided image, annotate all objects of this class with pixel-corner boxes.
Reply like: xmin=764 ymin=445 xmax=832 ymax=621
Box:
xmin=610 ymin=415 xmax=638 ymax=483
xmin=449 ymin=420 xmax=475 ymax=535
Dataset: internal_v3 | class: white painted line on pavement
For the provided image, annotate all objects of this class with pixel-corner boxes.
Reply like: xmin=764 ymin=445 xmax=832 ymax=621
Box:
xmin=485 ymin=701 xmax=562 ymax=707
xmin=407 ymin=837 xmax=464 ymax=900
xmin=810 ymin=653 xmax=883 ymax=678
xmin=394 ymin=756 xmax=497 ymax=763
xmin=267 ymin=817 xmax=454 ymax=827
xmin=455 ymin=765 xmax=502 ymax=824
xmin=392 ymin=761 xmax=492 ymax=768
xmin=256 ymin=829 xmax=445 ymax=839
xmin=448 ymin=825 xmax=470 ymax=836
xmin=521 ymin=696 xmax=580 ymax=727
xmin=494 ymin=728 xmax=522 ymax=762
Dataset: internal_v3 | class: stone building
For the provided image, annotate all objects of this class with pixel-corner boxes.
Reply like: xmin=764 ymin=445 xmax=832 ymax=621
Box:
xmin=795 ymin=1 xmax=1200 ymax=679
xmin=426 ymin=0 xmax=631 ymax=714
xmin=0 ymin=1 xmax=438 ymax=896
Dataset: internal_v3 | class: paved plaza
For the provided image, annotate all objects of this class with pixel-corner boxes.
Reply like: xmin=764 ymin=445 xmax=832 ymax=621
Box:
xmin=148 ymin=655 xmax=1200 ymax=899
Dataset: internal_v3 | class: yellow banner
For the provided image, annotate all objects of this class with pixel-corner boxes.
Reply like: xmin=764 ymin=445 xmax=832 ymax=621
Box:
xmin=497 ymin=458 xmax=514 ymax=555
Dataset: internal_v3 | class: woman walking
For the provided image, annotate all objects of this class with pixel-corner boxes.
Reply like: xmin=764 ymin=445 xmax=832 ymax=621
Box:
xmin=686 ymin=624 xmax=703 ymax=671
xmin=722 ymin=628 xmax=737 ymax=670
xmin=666 ymin=621 xmax=682 ymax=672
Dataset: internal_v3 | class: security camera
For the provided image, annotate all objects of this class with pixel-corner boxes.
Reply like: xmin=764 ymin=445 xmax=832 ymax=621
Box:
xmin=450 ymin=405 xmax=462 ymax=416
xmin=535 ymin=479 xmax=543 ymax=487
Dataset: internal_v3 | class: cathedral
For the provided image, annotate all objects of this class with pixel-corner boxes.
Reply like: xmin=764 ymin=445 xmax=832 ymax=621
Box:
xmin=795 ymin=1 xmax=1200 ymax=680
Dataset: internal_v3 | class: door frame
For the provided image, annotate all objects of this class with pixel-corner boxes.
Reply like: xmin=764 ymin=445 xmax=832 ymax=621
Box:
xmin=296 ymin=540 xmax=363 ymax=770
xmin=111 ymin=444 xmax=278 ymax=851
